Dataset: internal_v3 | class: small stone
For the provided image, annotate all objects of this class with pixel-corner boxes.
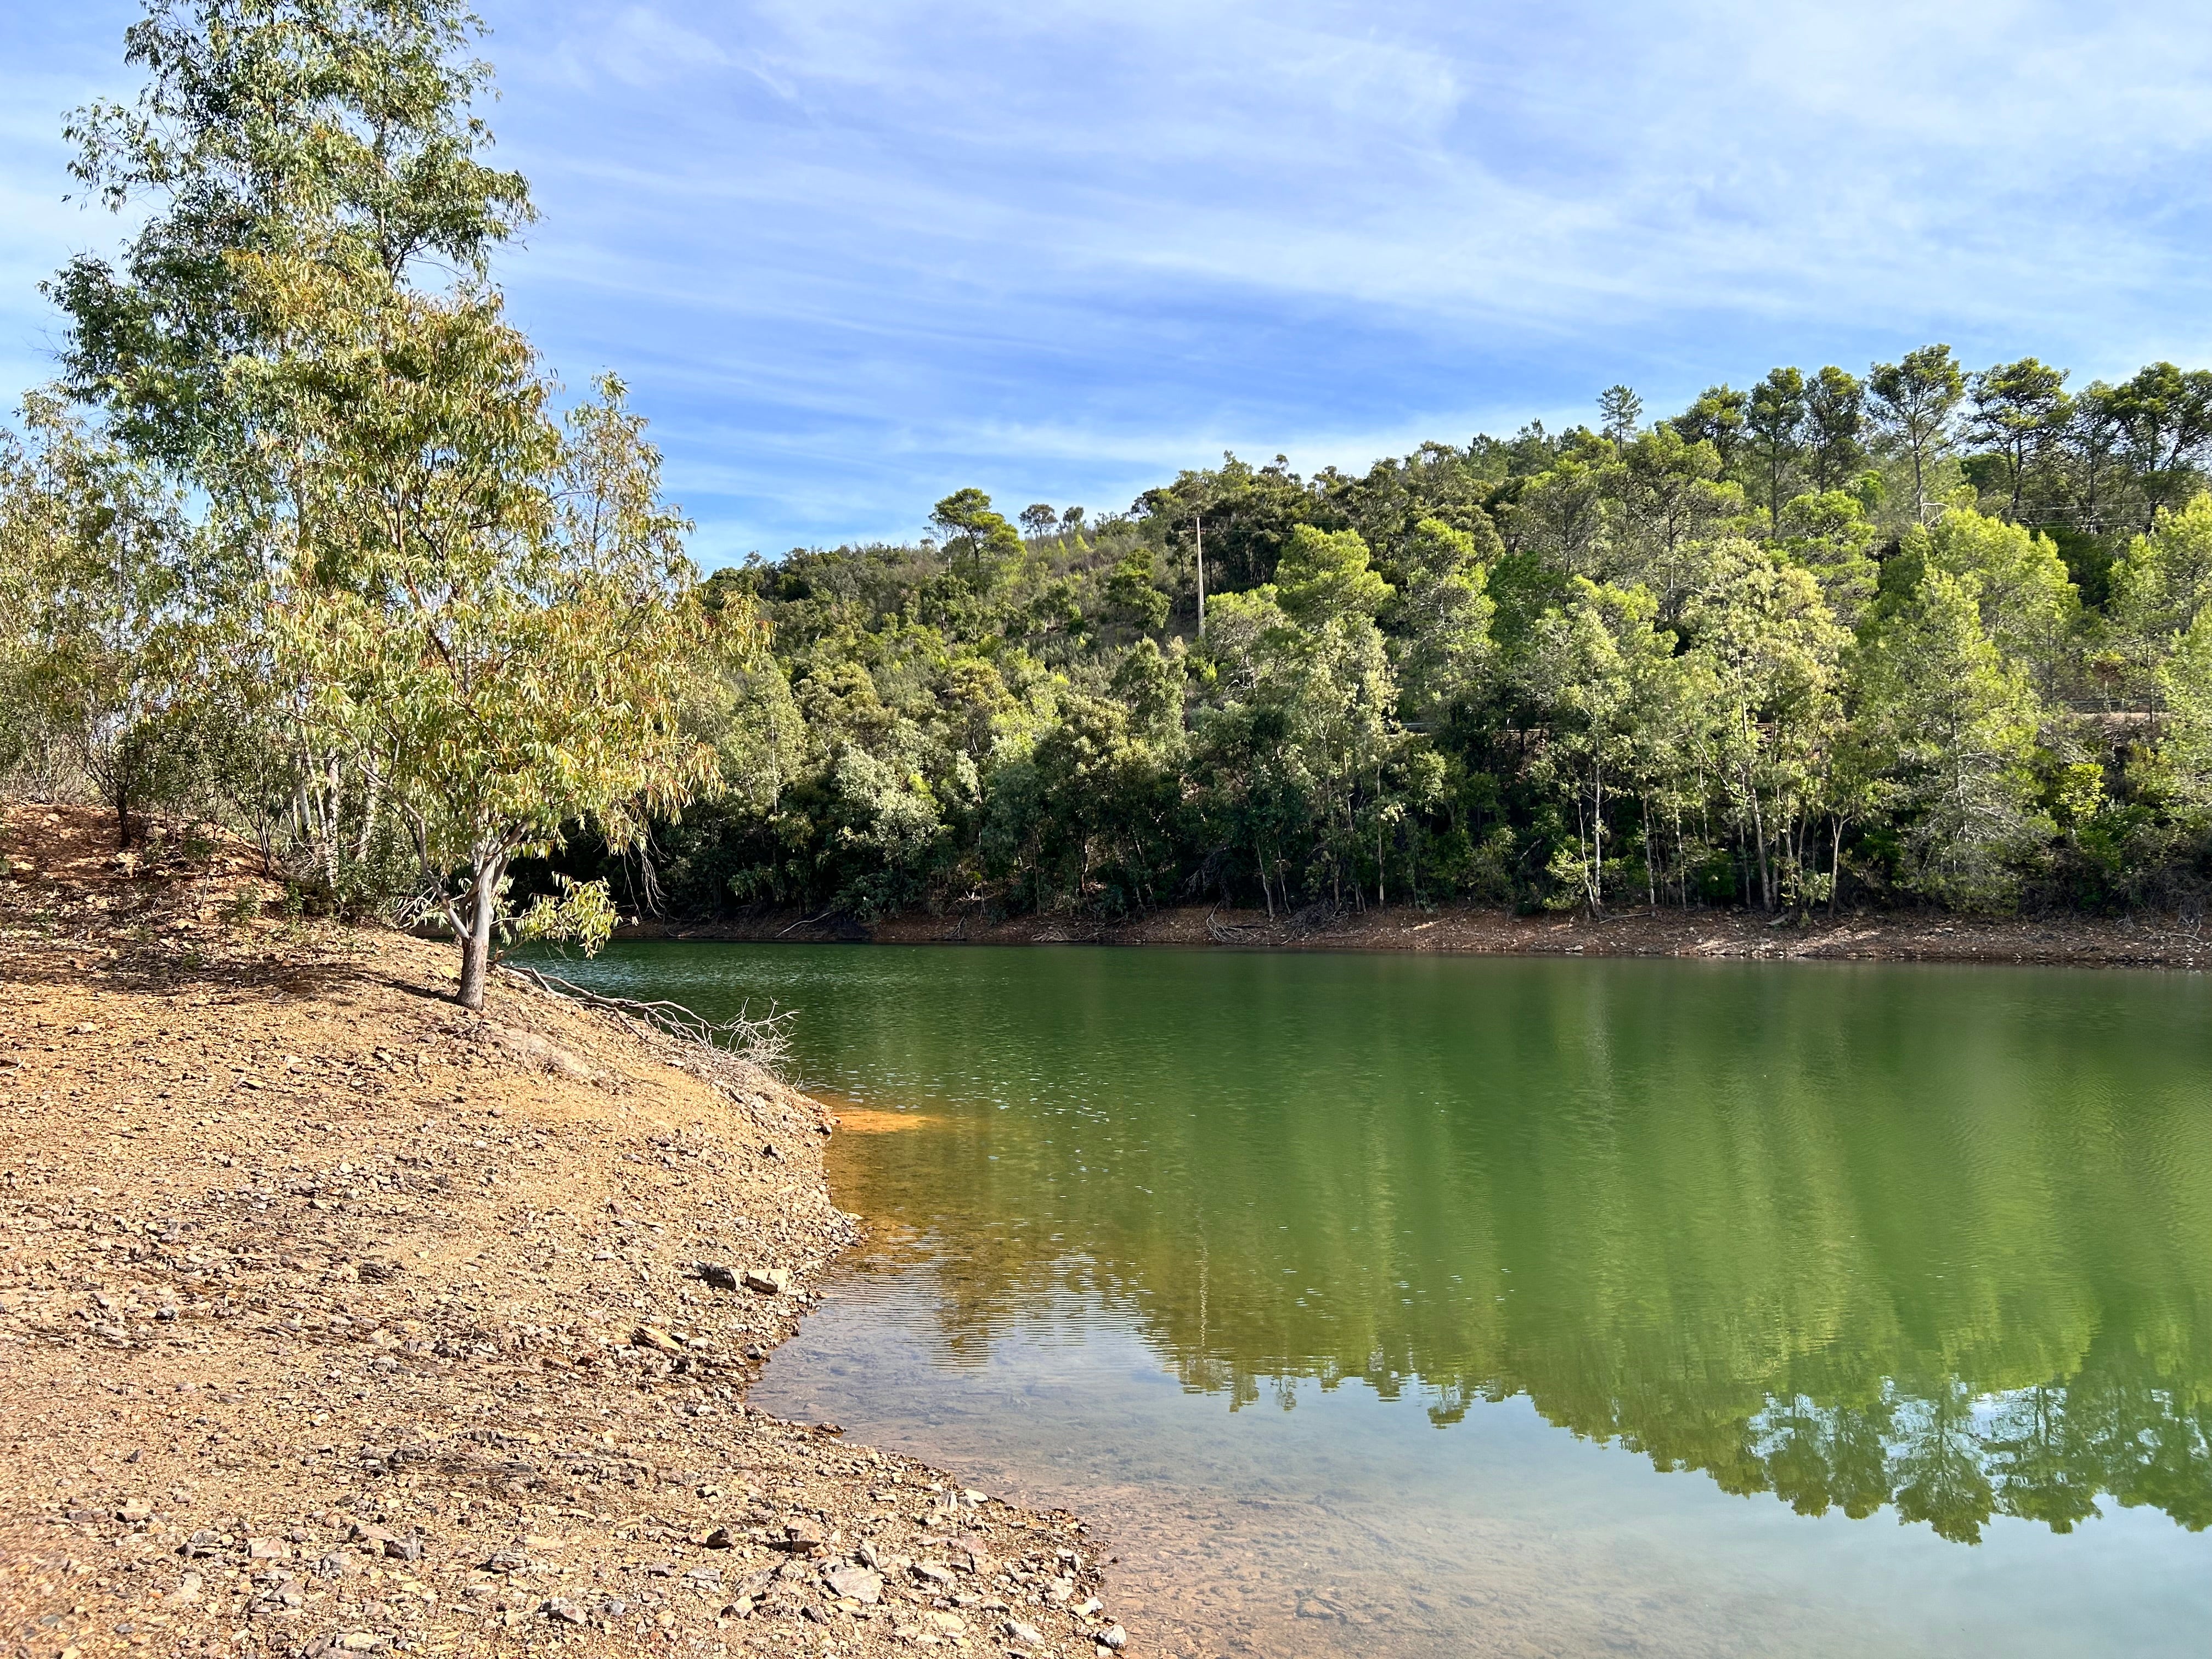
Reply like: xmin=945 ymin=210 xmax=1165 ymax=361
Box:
xmin=776 ymin=1519 xmax=825 ymax=1553
xmin=634 ymin=1325 xmax=682 ymax=1354
xmin=543 ymin=1596 xmax=587 ymax=1625
xmin=337 ymin=1633 xmax=385 ymax=1652
xmin=1006 ymin=1621 xmax=1045 ymax=1647
xmin=381 ymin=1534 xmax=422 ymax=1563
xmin=116 ymin=1499 xmax=153 ymax=1523
xmin=741 ymin=1267 xmax=791 ymax=1295
xmin=484 ymin=1550 xmax=528 ymax=1574
xmin=695 ymin=1263 xmax=739 ymax=1291
xmin=824 ymin=1564 xmax=882 ymax=1604
xmin=912 ymin=1561 xmax=955 ymax=1588
xmin=695 ymin=1526 xmax=735 ymax=1549
xmin=246 ymin=1537 xmax=289 ymax=1560
xmin=162 ymin=1572 xmax=202 ymax=1608
xmin=1099 ymin=1624 xmax=1128 ymax=1651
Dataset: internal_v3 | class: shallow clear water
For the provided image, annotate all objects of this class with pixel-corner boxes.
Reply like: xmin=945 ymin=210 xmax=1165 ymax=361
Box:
xmin=546 ymin=943 xmax=2212 ymax=1658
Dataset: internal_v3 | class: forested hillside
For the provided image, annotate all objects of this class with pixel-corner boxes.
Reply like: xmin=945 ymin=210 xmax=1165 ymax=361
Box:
xmin=554 ymin=358 xmax=2212 ymax=922
xmin=9 ymin=6 xmax=2212 ymax=945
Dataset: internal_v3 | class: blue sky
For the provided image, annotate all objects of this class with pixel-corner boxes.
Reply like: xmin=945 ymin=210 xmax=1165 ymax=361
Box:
xmin=7 ymin=2 xmax=2212 ymax=565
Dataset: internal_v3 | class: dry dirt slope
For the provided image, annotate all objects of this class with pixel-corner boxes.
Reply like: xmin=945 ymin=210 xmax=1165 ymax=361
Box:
xmin=0 ymin=805 xmax=1122 ymax=1659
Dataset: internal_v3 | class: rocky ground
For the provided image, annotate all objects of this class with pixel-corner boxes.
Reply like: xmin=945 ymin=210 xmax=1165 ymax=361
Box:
xmin=0 ymin=805 xmax=1125 ymax=1659
xmin=642 ymin=894 xmax=2212 ymax=969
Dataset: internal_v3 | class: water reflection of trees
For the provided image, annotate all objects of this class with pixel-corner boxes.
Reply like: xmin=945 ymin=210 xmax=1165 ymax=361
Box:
xmin=804 ymin=954 xmax=2212 ymax=1543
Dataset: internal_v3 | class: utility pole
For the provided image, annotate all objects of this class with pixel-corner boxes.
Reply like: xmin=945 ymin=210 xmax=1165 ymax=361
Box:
xmin=1195 ymin=511 xmax=1205 ymax=640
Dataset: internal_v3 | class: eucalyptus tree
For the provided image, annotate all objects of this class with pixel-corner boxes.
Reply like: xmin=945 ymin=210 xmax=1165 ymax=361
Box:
xmin=1271 ymin=526 xmax=1404 ymax=905
xmin=1607 ymin=426 xmax=1743 ymax=621
xmin=1387 ymin=518 xmax=1495 ymax=723
xmin=46 ymin=0 xmax=543 ymax=902
xmin=1776 ymin=491 xmax=1881 ymax=626
xmin=43 ymin=0 xmax=742 ymax=1005
xmin=274 ymin=335 xmax=732 ymax=1008
xmin=0 ymin=393 xmax=212 ymax=837
xmin=50 ymin=0 xmax=532 ymax=474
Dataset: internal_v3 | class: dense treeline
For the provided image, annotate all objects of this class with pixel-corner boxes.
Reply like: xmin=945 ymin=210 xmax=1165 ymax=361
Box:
xmin=558 ymin=357 xmax=2212 ymax=922
xmin=13 ymin=6 xmax=2212 ymax=960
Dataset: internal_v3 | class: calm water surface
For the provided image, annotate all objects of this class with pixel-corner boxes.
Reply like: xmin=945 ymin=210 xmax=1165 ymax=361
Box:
xmin=552 ymin=944 xmax=2212 ymax=1658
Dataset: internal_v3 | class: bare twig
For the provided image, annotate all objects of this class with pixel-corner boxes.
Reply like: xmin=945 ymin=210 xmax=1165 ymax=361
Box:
xmin=497 ymin=961 xmax=793 ymax=1077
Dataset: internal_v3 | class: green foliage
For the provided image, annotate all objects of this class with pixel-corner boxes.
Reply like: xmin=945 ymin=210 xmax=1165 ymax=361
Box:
xmin=18 ymin=2 xmax=2212 ymax=934
xmin=276 ymin=348 xmax=730 ymax=1005
xmin=1850 ymin=567 xmax=2049 ymax=907
xmin=514 ymin=873 xmax=618 ymax=957
xmin=0 ymin=392 xmax=233 ymax=840
xmin=23 ymin=0 xmax=719 ymax=1009
xmin=1870 ymin=345 xmax=1967 ymax=518
xmin=49 ymin=0 xmax=532 ymax=471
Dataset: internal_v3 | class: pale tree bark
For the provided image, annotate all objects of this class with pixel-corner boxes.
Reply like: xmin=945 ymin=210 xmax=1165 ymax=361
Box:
xmin=452 ymin=850 xmax=508 ymax=1013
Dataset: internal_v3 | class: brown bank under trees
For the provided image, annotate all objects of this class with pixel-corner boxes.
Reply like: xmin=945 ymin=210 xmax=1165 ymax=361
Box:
xmin=0 ymin=805 xmax=1125 ymax=1659
xmin=630 ymin=899 xmax=2212 ymax=970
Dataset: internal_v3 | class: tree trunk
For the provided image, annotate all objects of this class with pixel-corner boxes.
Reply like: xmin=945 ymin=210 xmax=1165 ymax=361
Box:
xmin=1195 ymin=513 xmax=1206 ymax=639
xmin=1829 ymin=816 xmax=1846 ymax=917
xmin=1590 ymin=764 xmax=1605 ymax=911
xmin=1643 ymin=796 xmax=1657 ymax=909
xmin=454 ymin=854 xmax=506 ymax=1013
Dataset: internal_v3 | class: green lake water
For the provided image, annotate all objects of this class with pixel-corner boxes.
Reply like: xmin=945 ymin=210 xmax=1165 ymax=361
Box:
xmin=549 ymin=943 xmax=2212 ymax=1657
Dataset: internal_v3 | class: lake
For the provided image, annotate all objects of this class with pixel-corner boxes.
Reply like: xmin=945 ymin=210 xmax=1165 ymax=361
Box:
xmin=545 ymin=943 xmax=2212 ymax=1658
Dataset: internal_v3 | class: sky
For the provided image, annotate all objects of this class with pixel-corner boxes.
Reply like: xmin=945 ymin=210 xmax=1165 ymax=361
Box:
xmin=6 ymin=2 xmax=2212 ymax=565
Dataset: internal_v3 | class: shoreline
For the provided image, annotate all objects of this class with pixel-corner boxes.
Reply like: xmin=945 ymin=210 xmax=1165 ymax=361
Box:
xmin=0 ymin=804 xmax=1122 ymax=1658
xmin=623 ymin=900 xmax=2212 ymax=970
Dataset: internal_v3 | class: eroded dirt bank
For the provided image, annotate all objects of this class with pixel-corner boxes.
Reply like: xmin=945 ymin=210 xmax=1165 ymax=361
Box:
xmin=0 ymin=805 xmax=1122 ymax=1659
xmin=637 ymin=898 xmax=2212 ymax=969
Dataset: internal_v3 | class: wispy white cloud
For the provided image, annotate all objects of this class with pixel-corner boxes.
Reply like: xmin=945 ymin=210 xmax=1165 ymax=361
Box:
xmin=7 ymin=0 xmax=2212 ymax=552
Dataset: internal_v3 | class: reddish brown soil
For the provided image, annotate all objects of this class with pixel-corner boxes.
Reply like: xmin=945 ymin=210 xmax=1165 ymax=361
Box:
xmin=636 ymin=898 xmax=2212 ymax=970
xmin=0 ymin=805 xmax=1122 ymax=1659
